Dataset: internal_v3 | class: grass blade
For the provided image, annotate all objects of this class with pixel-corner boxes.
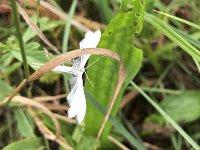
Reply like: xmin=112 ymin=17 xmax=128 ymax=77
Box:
xmin=130 ymin=81 xmax=200 ymax=150
xmin=154 ymin=10 xmax=200 ymax=30
xmin=62 ymin=0 xmax=78 ymax=93
xmin=62 ymin=0 xmax=77 ymax=53
xmin=145 ymin=13 xmax=200 ymax=62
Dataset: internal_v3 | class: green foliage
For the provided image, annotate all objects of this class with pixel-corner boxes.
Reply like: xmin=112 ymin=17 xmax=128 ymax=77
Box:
xmin=3 ymin=137 xmax=43 ymax=150
xmin=85 ymin=91 xmax=147 ymax=150
xmin=91 ymin=0 xmax=115 ymax=23
xmin=23 ymin=16 xmax=63 ymax=43
xmin=14 ymin=108 xmax=35 ymax=138
xmin=39 ymin=72 xmax=60 ymax=84
xmin=145 ymin=13 xmax=200 ymax=62
xmin=0 ymin=80 xmax=13 ymax=100
xmin=10 ymin=42 xmax=49 ymax=68
xmin=1 ymin=0 xmax=200 ymax=149
xmin=131 ymin=82 xmax=200 ymax=150
xmin=146 ymin=91 xmax=200 ymax=125
xmin=75 ymin=136 xmax=96 ymax=150
xmin=148 ymin=91 xmax=200 ymax=124
xmin=85 ymin=0 xmax=145 ymax=138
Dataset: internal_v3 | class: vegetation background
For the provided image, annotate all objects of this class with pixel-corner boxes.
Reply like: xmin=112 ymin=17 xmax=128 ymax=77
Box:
xmin=0 ymin=0 xmax=199 ymax=150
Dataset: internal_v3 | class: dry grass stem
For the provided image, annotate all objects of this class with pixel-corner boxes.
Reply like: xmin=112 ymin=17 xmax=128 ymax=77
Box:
xmin=44 ymin=103 xmax=68 ymax=111
xmin=28 ymin=108 xmax=73 ymax=150
xmin=33 ymin=94 xmax=67 ymax=102
xmin=108 ymin=136 xmax=130 ymax=150
xmin=39 ymin=0 xmax=89 ymax=32
xmin=0 ymin=96 xmax=61 ymax=137
xmin=54 ymin=113 xmax=76 ymax=124
xmin=17 ymin=2 xmax=60 ymax=54
xmin=96 ymin=62 xmax=126 ymax=142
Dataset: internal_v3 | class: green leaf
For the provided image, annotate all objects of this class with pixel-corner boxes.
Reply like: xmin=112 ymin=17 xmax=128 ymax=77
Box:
xmin=161 ymin=90 xmax=200 ymax=123
xmin=85 ymin=0 xmax=145 ymax=138
xmin=3 ymin=137 xmax=43 ymax=150
xmin=14 ymin=108 xmax=35 ymax=138
xmin=10 ymin=43 xmax=49 ymax=69
xmin=75 ymin=136 xmax=96 ymax=150
xmin=0 ymin=80 xmax=13 ymax=100
xmin=85 ymin=91 xmax=146 ymax=150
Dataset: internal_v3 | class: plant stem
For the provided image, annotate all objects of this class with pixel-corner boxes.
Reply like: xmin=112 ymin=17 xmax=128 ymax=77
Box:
xmin=10 ymin=0 xmax=30 ymax=78
xmin=62 ymin=0 xmax=78 ymax=93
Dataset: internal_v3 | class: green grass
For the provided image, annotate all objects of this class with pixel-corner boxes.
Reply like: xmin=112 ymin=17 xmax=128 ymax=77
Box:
xmin=0 ymin=0 xmax=199 ymax=149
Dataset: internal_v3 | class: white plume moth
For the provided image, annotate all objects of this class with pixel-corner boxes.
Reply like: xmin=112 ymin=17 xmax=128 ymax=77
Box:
xmin=53 ymin=29 xmax=101 ymax=123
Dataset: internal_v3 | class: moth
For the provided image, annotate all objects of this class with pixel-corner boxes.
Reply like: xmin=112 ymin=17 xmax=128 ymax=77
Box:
xmin=53 ymin=29 xmax=101 ymax=123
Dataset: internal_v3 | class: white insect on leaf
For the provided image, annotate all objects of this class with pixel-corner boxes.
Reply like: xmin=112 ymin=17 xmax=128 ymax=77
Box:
xmin=53 ymin=29 xmax=101 ymax=124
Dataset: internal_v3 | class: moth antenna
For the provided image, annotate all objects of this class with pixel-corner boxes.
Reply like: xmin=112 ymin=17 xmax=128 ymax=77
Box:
xmin=86 ymin=55 xmax=106 ymax=69
xmin=85 ymin=71 xmax=94 ymax=87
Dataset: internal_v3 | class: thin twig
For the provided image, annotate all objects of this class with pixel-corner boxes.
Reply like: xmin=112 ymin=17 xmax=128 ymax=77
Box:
xmin=108 ymin=136 xmax=130 ymax=150
xmin=33 ymin=94 xmax=67 ymax=102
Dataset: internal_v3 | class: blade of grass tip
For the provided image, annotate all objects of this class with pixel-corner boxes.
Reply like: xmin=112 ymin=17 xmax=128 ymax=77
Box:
xmin=62 ymin=0 xmax=77 ymax=95
xmin=130 ymin=81 xmax=200 ymax=150
xmin=193 ymin=58 xmax=200 ymax=73
xmin=154 ymin=10 xmax=200 ymax=30
xmin=10 ymin=0 xmax=29 ymax=78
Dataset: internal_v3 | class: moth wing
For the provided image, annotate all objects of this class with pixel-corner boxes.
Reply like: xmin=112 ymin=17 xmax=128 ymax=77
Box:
xmin=67 ymin=75 xmax=86 ymax=123
xmin=78 ymin=29 xmax=101 ymax=68
xmin=53 ymin=65 xmax=75 ymax=74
